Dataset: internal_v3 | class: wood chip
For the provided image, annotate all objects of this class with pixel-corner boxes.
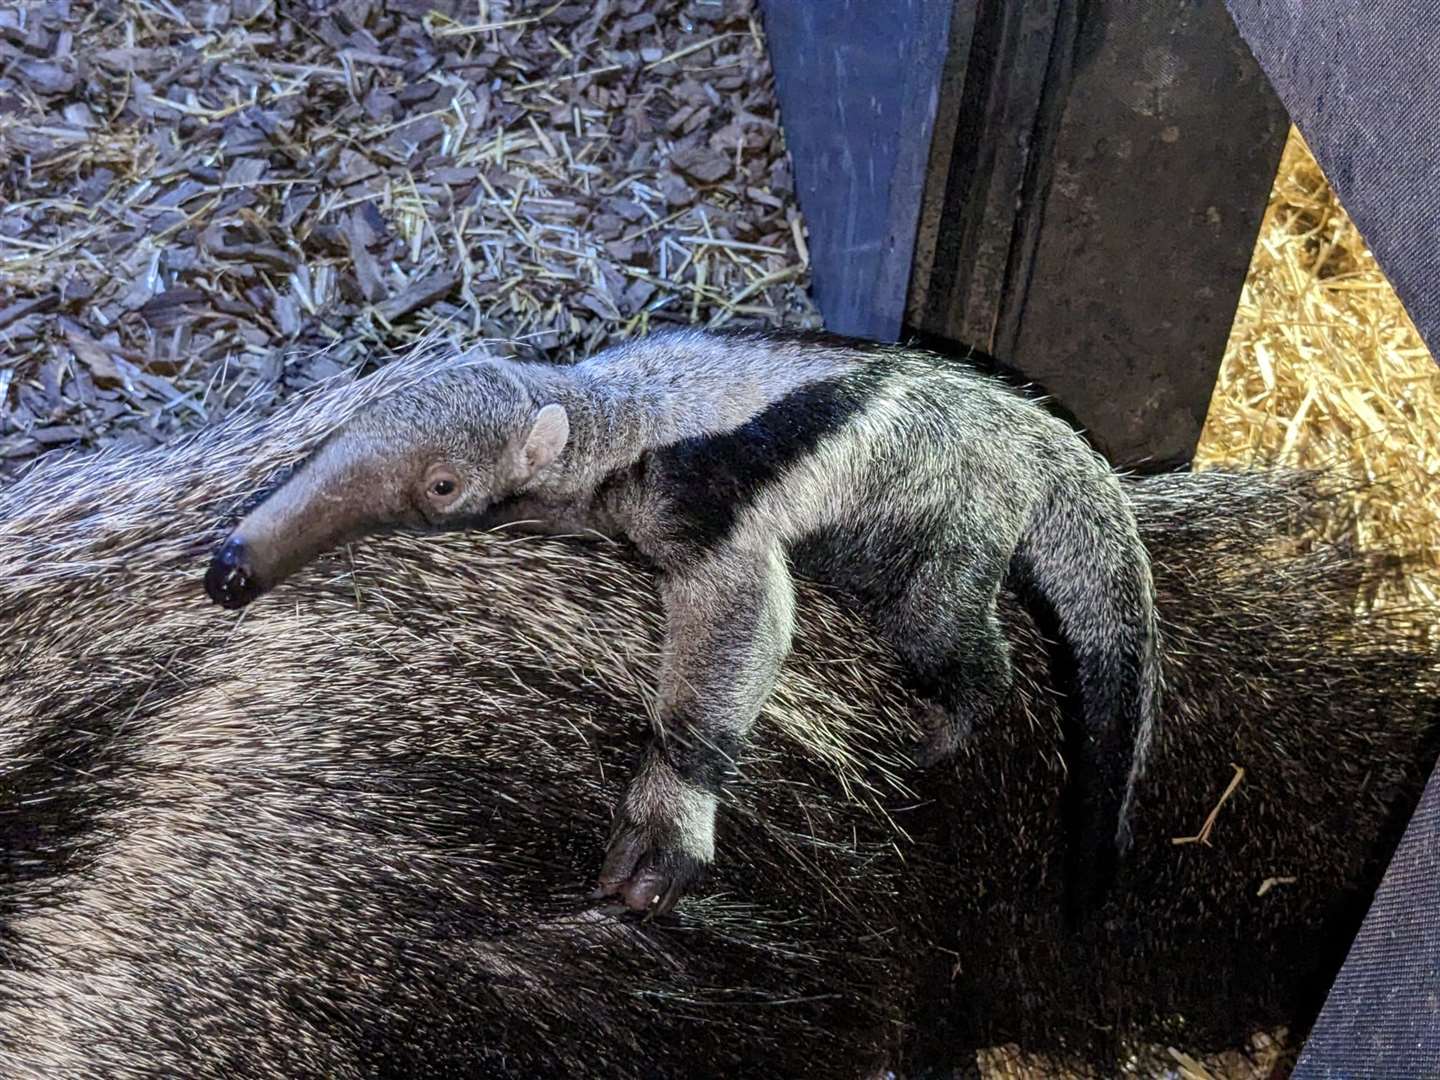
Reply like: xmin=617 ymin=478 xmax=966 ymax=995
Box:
xmin=1 ymin=0 xmax=817 ymax=481
xmin=376 ymin=270 xmax=462 ymax=323
xmin=671 ymin=144 xmax=734 ymax=184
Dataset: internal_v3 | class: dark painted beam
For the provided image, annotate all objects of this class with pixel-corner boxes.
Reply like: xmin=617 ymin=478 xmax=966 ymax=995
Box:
xmin=759 ymin=0 xmax=957 ymax=342
xmin=908 ymin=0 xmax=1289 ymax=468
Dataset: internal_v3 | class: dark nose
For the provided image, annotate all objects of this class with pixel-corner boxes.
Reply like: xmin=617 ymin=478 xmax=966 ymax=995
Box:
xmin=205 ymin=536 xmax=264 ymax=609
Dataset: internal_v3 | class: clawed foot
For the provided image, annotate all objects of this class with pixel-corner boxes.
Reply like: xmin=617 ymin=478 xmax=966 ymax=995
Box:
xmin=594 ymin=822 xmax=708 ymax=916
xmin=591 ymin=754 xmax=716 ymax=917
xmin=906 ymin=701 xmax=970 ymax=768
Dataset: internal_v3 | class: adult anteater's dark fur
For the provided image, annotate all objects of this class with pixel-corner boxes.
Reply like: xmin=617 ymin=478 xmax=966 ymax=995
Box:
xmin=0 ymin=347 xmax=1435 ymax=1078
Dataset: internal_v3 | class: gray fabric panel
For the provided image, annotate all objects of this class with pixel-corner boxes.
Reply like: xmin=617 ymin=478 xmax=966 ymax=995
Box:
xmin=1224 ymin=1 xmax=1440 ymax=361
xmin=1291 ymin=764 xmax=1440 ymax=1077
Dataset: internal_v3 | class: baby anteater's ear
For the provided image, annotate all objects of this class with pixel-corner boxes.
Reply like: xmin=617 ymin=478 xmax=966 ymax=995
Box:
xmin=511 ymin=403 xmax=569 ymax=480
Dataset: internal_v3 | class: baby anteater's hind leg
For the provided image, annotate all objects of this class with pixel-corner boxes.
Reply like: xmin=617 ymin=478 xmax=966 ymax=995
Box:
xmin=903 ymin=614 xmax=1013 ymax=766
xmin=879 ymin=551 xmax=1015 ymax=767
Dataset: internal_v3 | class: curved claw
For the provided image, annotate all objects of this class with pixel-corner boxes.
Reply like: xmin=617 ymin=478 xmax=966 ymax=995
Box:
xmin=595 ymin=827 xmax=707 ymax=918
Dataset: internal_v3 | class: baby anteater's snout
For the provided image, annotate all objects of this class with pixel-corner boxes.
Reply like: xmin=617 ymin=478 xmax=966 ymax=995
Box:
xmin=205 ymin=536 xmax=264 ymax=610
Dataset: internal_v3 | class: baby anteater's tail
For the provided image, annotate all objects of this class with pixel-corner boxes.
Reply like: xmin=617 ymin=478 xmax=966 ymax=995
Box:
xmin=1011 ymin=476 xmax=1162 ymax=920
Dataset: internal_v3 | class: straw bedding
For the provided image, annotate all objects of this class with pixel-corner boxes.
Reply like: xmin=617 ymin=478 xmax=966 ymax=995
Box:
xmin=1199 ymin=129 xmax=1440 ymax=616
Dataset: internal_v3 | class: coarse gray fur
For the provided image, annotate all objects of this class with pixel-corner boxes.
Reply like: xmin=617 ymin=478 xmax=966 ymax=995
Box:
xmin=1 ymin=349 xmax=1437 ymax=1078
xmin=204 ymin=328 xmax=1163 ymax=916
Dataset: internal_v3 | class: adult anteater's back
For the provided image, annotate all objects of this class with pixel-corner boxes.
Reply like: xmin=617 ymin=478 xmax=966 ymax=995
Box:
xmin=0 ymin=352 xmax=1435 ymax=1078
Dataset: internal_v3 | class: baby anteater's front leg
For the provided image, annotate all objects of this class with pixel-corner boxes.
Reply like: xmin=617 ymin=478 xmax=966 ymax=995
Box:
xmin=596 ymin=542 xmax=795 ymax=915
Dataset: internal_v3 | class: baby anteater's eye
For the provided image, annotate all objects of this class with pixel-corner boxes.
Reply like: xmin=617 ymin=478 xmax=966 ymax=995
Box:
xmin=423 ymin=466 xmax=462 ymax=507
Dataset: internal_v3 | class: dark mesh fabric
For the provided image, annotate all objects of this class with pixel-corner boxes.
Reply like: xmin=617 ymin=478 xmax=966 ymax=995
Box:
xmin=1224 ymin=1 xmax=1440 ymax=364
xmin=1292 ymin=766 xmax=1440 ymax=1077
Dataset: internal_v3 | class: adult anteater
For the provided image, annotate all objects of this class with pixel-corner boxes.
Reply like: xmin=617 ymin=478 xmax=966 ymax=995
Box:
xmin=0 ymin=344 xmax=1434 ymax=1078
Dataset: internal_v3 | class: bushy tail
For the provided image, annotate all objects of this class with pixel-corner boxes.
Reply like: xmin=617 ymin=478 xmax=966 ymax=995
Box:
xmin=1011 ymin=479 xmax=1163 ymax=917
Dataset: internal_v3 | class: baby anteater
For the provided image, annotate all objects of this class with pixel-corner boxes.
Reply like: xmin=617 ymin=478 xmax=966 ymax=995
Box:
xmin=205 ymin=327 xmax=1162 ymax=916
